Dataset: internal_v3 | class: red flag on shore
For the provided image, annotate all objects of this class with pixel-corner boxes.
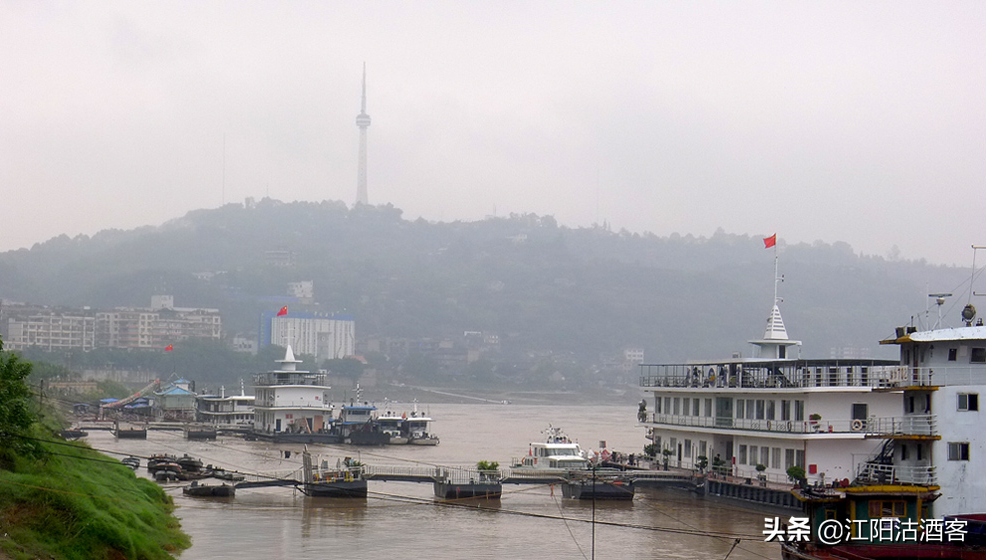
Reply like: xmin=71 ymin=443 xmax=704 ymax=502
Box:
xmin=164 ymin=344 xmax=173 ymax=351
xmin=277 ymin=306 xmax=288 ymax=316
xmin=763 ymin=234 xmax=777 ymax=249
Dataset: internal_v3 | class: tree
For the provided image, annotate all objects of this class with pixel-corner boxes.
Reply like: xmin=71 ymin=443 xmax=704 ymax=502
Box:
xmin=0 ymin=339 xmax=41 ymax=461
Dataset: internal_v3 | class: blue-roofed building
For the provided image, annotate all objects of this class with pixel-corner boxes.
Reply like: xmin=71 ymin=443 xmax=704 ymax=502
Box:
xmin=154 ymin=381 xmax=197 ymax=421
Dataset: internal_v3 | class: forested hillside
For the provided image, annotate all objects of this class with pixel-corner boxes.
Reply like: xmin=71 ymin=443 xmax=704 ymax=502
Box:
xmin=0 ymin=199 xmax=973 ymax=369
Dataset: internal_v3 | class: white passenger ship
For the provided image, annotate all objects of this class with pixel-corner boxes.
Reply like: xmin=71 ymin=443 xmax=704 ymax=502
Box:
xmin=639 ymin=303 xmax=902 ymax=486
xmin=642 ymin=247 xmax=986 ymax=518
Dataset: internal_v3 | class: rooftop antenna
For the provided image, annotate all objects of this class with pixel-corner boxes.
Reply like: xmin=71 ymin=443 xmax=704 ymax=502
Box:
xmin=929 ymin=293 xmax=952 ymax=330
xmin=963 ymin=245 xmax=985 ymax=326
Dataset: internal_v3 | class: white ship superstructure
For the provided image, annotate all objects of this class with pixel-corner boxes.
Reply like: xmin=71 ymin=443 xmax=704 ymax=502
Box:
xmin=252 ymin=345 xmax=334 ymax=438
xmin=639 ymin=303 xmax=904 ymax=486
xmin=857 ymin=299 xmax=986 ymax=517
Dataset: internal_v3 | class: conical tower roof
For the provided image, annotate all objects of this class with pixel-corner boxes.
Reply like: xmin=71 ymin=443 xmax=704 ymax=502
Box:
xmin=763 ymin=305 xmax=789 ymax=340
xmin=276 ymin=345 xmax=303 ymax=371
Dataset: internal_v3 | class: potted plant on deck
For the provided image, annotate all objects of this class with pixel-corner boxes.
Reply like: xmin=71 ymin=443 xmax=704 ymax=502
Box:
xmin=809 ymin=413 xmax=822 ymax=431
xmin=787 ymin=465 xmax=807 ymax=488
xmin=695 ymin=455 xmax=708 ymax=474
xmin=476 ymin=460 xmax=499 ymax=481
xmin=661 ymin=448 xmax=673 ymax=471
xmin=755 ymin=463 xmax=767 ymax=486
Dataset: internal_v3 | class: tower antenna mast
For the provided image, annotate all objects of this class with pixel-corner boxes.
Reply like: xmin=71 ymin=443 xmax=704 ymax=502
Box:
xmin=355 ymin=63 xmax=371 ymax=205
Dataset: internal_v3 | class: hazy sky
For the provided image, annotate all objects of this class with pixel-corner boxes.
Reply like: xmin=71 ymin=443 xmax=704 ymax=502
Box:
xmin=2 ymin=1 xmax=983 ymax=265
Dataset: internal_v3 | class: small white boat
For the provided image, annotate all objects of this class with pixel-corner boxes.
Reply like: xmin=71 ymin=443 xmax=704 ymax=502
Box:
xmin=375 ymin=411 xmax=409 ymax=444
xmin=404 ymin=411 xmax=439 ymax=446
xmin=518 ymin=426 xmax=590 ymax=470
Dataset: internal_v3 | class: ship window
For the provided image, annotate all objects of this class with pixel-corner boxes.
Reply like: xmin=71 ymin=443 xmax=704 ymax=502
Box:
xmin=704 ymin=398 xmax=712 ymax=417
xmin=948 ymin=348 xmax=958 ymax=361
xmin=699 ymin=440 xmax=707 ymax=457
xmin=761 ymin=447 xmax=769 ymax=466
xmin=958 ymin=393 xmax=979 ymax=412
xmin=739 ymin=445 xmax=747 ymax=464
xmin=781 ymin=400 xmax=791 ymax=421
xmin=655 ymin=398 xmax=661 ymax=414
xmin=746 ymin=399 xmax=755 ymax=420
xmin=906 ymin=396 xmax=915 ymax=414
xmin=736 ymin=400 xmax=745 ymax=419
xmin=673 ymin=398 xmax=680 ymax=415
xmin=795 ymin=450 xmax=804 ymax=468
xmin=948 ymin=442 xmax=970 ymax=461
xmin=916 ymin=444 xmax=922 ymax=461
xmin=771 ymin=447 xmax=781 ymax=469
xmin=684 ymin=439 xmax=692 ymax=458
xmin=766 ymin=400 xmax=775 ymax=420
xmin=785 ymin=449 xmax=794 ymax=469
xmin=693 ymin=399 xmax=700 ymax=416
xmin=972 ymin=348 xmax=986 ymax=363
xmin=749 ymin=446 xmax=758 ymax=466
xmin=755 ymin=400 xmax=765 ymax=420
xmin=900 ymin=444 xmax=908 ymax=461
xmin=794 ymin=400 xmax=805 ymax=422
xmin=868 ymin=500 xmax=906 ymax=518
xmin=682 ymin=398 xmax=690 ymax=416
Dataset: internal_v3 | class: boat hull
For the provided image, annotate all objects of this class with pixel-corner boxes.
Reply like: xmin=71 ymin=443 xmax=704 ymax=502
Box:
xmin=409 ymin=436 xmax=440 ymax=446
xmin=304 ymin=480 xmax=368 ymax=498
xmin=434 ymin=481 xmax=501 ymax=500
xmin=183 ymin=483 xmax=235 ymax=497
xmin=561 ymin=479 xmax=635 ymax=500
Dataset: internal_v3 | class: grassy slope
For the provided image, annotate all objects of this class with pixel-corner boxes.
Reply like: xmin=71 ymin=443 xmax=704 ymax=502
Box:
xmin=0 ymin=422 xmax=189 ymax=560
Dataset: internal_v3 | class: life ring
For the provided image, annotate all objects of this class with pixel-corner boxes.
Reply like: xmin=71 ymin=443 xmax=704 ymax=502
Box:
xmin=766 ymin=420 xmax=771 ymax=430
xmin=851 ymin=419 xmax=863 ymax=432
xmin=787 ymin=421 xmax=793 ymax=431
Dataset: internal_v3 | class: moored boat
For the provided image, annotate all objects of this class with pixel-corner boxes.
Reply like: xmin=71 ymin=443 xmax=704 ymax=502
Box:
xmin=404 ymin=411 xmax=439 ymax=446
xmin=375 ymin=411 xmax=409 ymax=444
xmin=182 ymin=481 xmax=235 ymax=497
xmin=515 ymin=426 xmax=635 ymax=499
xmin=301 ymin=448 xmax=367 ymax=498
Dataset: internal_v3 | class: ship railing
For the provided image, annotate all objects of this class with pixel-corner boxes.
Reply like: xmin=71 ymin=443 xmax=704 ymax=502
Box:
xmin=856 ymin=462 xmax=937 ymax=487
xmin=642 ymin=413 xmax=935 ymax=435
xmin=639 ymin=362 xmax=906 ymax=390
xmin=864 ymin=414 xmax=937 ymax=437
xmin=892 ymin=366 xmax=986 ymax=387
xmin=253 ymin=372 xmax=329 ymax=386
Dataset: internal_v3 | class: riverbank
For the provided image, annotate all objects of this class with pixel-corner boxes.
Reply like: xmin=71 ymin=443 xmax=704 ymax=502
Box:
xmin=0 ymin=421 xmax=189 ymax=560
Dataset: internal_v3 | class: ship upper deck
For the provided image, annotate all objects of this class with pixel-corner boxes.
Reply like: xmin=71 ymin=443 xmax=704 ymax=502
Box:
xmin=639 ymin=359 xmax=902 ymax=391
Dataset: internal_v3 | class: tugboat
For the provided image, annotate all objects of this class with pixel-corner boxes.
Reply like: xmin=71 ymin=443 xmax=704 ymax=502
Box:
xmin=300 ymin=448 xmax=367 ymax=498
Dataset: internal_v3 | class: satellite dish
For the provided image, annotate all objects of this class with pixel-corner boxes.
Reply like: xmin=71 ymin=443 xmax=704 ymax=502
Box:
xmin=962 ymin=304 xmax=977 ymax=325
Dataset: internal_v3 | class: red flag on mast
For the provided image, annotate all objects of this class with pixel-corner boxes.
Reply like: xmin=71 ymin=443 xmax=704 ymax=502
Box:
xmin=164 ymin=344 xmax=173 ymax=351
xmin=763 ymin=234 xmax=777 ymax=249
xmin=276 ymin=306 xmax=288 ymax=316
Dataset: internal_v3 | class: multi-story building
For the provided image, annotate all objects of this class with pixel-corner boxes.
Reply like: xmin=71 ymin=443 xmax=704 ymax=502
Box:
xmin=638 ymin=304 xmax=902 ymax=486
xmin=1 ymin=298 xmax=221 ymax=351
xmin=4 ymin=308 xmax=97 ymax=351
xmin=260 ymin=310 xmax=355 ymax=361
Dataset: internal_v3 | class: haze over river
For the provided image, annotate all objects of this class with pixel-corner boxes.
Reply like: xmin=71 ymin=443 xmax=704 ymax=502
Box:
xmin=89 ymin=404 xmax=780 ymax=559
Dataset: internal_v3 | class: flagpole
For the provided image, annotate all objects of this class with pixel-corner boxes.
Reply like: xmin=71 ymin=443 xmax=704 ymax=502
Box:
xmin=773 ymin=243 xmax=779 ymax=306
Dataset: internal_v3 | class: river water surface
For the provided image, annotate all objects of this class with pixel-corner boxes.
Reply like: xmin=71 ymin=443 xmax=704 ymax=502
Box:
xmin=88 ymin=404 xmax=781 ymax=559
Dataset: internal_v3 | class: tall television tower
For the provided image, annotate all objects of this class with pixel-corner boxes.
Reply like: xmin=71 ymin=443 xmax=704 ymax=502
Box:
xmin=355 ymin=63 xmax=371 ymax=205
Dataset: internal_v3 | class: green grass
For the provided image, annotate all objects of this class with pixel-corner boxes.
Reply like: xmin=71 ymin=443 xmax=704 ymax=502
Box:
xmin=0 ymin=420 xmax=190 ymax=560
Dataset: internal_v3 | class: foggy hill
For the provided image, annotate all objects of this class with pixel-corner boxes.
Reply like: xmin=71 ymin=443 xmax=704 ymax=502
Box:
xmin=0 ymin=199 xmax=973 ymax=364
